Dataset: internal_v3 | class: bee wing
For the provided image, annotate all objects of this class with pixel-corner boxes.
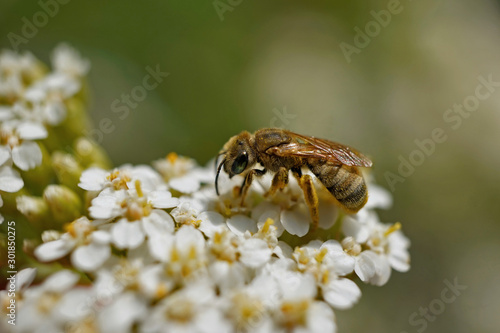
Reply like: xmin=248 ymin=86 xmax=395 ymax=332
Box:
xmin=267 ymin=131 xmax=372 ymax=167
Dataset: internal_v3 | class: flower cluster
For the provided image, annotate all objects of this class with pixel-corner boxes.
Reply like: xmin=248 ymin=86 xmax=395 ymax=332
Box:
xmin=0 ymin=46 xmax=410 ymax=333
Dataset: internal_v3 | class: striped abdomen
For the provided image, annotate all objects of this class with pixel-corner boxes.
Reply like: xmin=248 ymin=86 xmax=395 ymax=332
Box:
xmin=307 ymin=161 xmax=368 ymax=213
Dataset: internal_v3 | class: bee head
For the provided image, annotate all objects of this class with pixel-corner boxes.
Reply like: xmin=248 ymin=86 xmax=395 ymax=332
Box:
xmin=215 ymin=131 xmax=256 ymax=195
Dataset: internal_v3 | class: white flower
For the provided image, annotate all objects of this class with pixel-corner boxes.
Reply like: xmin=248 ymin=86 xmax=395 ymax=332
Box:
xmin=150 ymin=225 xmax=207 ymax=277
xmin=51 ymin=43 xmax=90 ymax=77
xmin=293 ymin=240 xmax=362 ymax=310
xmin=85 ymin=177 xmax=178 ymax=251
xmin=79 ymin=165 xmax=165 ymax=193
xmin=340 ymin=236 xmax=378 ymax=283
xmin=272 ymin=270 xmax=337 ymax=333
xmin=0 ymin=120 xmax=46 ymax=170
xmin=153 ymin=153 xmax=216 ymax=194
xmin=153 ymin=152 xmax=196 ymax=180
xmin=365 ymin=222 xmax=410 ymax=286
xmin=34 ymin=216 xmax=111 ymax=272
xmin=93 ymin=257 xmax=148 ymax=300
xmin=343 ymin=211 xmax=411 ymax=286
xmin=169 ymin=201 xmax=200 ymax=226
xmin=16 ymin=270 xmax=82 ymax=333
xmin=0 ymin=50 xmax=38 ymax=78
xmin=222 ymin=272 xmax=280 ymax=333
xmin=97 ymin=292 xmax=148 ymax=333
xmin=142 ymin=280 xmax=231 ymax=333
xmin=364 ymin=183 xmax=393 ymax=210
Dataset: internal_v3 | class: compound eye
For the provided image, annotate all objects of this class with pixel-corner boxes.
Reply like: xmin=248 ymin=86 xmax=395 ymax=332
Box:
xmin=231 ymin=152 xmax=248 ymax=174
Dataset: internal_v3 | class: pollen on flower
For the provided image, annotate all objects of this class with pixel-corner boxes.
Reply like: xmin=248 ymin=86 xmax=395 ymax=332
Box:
xmin=106 ymin=169 xmax=130 ymax=190
xmin=63 ymin=217 xmax=94 ymax=241
xmin=210 ymin=230 xmax=239 ymax=262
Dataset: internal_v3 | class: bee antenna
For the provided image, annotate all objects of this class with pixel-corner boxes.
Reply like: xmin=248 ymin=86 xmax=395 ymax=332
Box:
xmin=215 ymin=158 xmax=225 ymax=196
xmin=214 ymin=151 xmax=226 ymax=171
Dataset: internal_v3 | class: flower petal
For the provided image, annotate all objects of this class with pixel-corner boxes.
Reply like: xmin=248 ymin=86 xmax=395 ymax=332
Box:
xmin=368 ymin=254 xmax=392 ymax=286
xmin=0 ymin=146 xmax=11 ymax=166
xmin=227 ymin=214 xmax=258 ymax=236
xmin=281 ymin=204 xmax=310 ymax=237
xmin=142 ymin=210 xmax=175 ymax=237
xmin=354 ymin=250 xmax=377 ymax=282
xmin=147 ymin=233 xmax=174 ymax=262
xmin=111 ymin=219 xmax=145 ymax=249
xmin=42 ymin=270 xmax=80 ymax=292
xmin=307 ymin=301 xmax=337 ymax=333
xmin=0 ymin=166 xmax=23 ymax=192
xmin=98 ymin=292 xmax=147 ymax=333
xmin=35 ymin=238 xmax=75 ymax=262
xmin=323 ymin=242 xmax=355 ymax=276
xmin=78 ymin=167 xmax=108 ymax=191
xmin=322 ymin=277 xmax=361 ymax=310
xmin=342 ymin=215 xmax=370 ymax=243
xmin=198 ymin=211 xmax=226 ymax=238
xmin=17 ymin=121 xmax=47 ymax=140
xmin=15 ymin=268 xmax=37 ymax=292
xmin=318 ymin=200 xmax=339 ymax=230
xmin=239 ymin=238 xmax=272 ymax=268
xmin=149 ymin=190 xmax=179 ymax=209
xmin=365 ymin=184 xmax=393 ymax=210
xmin=169 ymin=175 xmax=200 ymax=193
xmin=72 ymin=242 xmax=111 ymax=271
xmin=12 ymin=141 xmax=42 ymax=170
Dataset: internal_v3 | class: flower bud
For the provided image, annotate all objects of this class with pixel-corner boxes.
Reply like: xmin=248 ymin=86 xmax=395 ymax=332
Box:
xmin=60 ymin=97 xmax=91 ymax=140
xmin=16 ymin=195 xmax=51 ymax=229
xmin=74 ymin=137 xmax=112 ymax=169
xmin=52 ymin=151 xmax=84 ymax=192
xmin=43 ymin=185 xmax=82 ymax=226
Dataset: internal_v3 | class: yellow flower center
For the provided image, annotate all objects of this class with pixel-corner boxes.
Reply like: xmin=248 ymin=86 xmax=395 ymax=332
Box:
xmin=0 ymin=128 xmax=20 ymax=148
xmin=230 ymin=294 xmax=264 ymax=328
xmin=280 ymin=300 xmax=309 ymax=328
xmin=107 ymin=170 xmax=130 ymax=190
xmin=63 ymin=218 xmax=94 ymax=245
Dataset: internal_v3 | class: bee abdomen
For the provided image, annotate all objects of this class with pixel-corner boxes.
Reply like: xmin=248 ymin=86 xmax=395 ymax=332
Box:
xmin=308 ymin=162 xmax=368 ymax=213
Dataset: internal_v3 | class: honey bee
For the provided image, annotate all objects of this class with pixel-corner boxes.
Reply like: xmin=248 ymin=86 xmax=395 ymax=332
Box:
xmin=215 ymin=128 xmax=372 ymax=229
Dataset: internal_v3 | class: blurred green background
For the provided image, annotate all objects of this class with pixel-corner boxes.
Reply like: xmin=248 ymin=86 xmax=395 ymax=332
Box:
xmin=2 ymin=0 xmax=500 ymax=332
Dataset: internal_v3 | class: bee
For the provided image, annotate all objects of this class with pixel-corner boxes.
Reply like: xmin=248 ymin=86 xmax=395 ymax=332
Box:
xmin=215 ymin=128 xmax=372 ymax=229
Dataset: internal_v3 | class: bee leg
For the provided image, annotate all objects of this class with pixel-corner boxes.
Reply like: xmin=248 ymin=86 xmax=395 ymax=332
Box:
xmin=292 ymin=168 xmax=319 ymax=231
xmin=239 ymin=169 xmax=266 ymax=206
xmin=264 ymin=167 xmax=289 ymax=197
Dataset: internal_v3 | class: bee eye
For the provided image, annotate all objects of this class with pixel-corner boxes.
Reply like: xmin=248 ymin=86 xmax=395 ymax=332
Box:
xmin=231 ymin=152 xmax=248 ymax=174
